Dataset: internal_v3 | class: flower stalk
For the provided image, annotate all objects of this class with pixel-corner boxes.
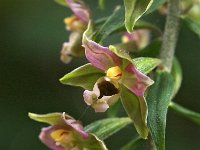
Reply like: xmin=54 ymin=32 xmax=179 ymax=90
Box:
xmin=159 ymin=0 xmax=181 ymax=72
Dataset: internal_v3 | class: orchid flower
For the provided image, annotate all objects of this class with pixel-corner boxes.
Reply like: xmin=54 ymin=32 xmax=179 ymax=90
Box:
xmin=82 ymin=24 xmax=154 ymax=113
xmin=60 ymin=0 xmax=90 ymax=64
xmin=29 ymin=112 xmax=107 ymax=150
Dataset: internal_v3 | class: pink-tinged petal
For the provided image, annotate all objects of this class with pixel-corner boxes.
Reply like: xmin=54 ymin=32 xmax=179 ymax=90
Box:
xmin=62 ymin=113 xmax=89 ymax=139
xmin=39 ymin=125 xmax=66 ymax=150
xmin=66 ymin=0 xmax=90 ymax=24
xmin=83 ymin=39 xmax=122 ymax=71
xmin=83 ymin=90 xmax=95 ymax=105
xmin=122 ymin=63 xmax=154 ymax=96
xmin=93 ymin=101 xmax=109 ymax=112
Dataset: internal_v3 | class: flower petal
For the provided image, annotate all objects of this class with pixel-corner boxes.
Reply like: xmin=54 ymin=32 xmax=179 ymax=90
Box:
xmin=93 ymin=101 xmax=109 ymax=112
xmin=39 ymin=125 xmax=66 ymax=150
xmin=122 ymin=63 xmax=154 ymax=96
xmin=62 ymin=113 xmax=89 ymax=139
xmin=67 ymin=0 xmax=90 ymax=24
xmin=83 ymin=38 xmax=122 ymax=71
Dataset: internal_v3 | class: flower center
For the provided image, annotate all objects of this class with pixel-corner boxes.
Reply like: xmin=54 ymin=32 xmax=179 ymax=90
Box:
xmin=106 ymin=66 xmax=122 ymax=80
xmin=51 ymin=129 xmax=74 ymax=147
xmin=98 ymin=80 xmax=119 ymax=98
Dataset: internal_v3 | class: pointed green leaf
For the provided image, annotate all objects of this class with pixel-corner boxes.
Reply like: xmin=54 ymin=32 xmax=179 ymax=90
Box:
xmin=28 ymin=112 xmax=67 ymax=125
xmin=169 ymin=102 xmax=200 ymax=125
xmin=54 ymin=0 xmax=68 ymax=7
xmin=120 ymin=137 xmax=149 ymax=150
xmin=84 ymin=117 xmax=131 ymax=140
xmin=120 ymin=85 xmax=148 ymax=139
xmin=59 ymin=63 xmax=104 ymax=90
xmin=182 ymin=17 xmax=200 ymax=39
xmin=82 ymin=133 xmax=108 ymax=150
xmin=171 ymin=58 xmax=182 ymax=97
xmin=133 ymin=57 xmax=161 ymax=74
xmin=147 ymin=72 xmax=175 ymax=150
xmin=147 ymin=0 xmax=167 ymax=14
xmin=94 ymin=6 xmax=125 ymax=42
xmin=124 ymin=0 xmax=153 ymax=32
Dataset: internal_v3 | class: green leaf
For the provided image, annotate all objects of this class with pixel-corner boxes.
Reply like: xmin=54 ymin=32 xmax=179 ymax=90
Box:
xmin=183 ymin=17 xmax=200 ymax=39
xmin=133 ymin=57 xmax=161 ymax=74
xmin=169 ymin=102 xmax=200 ymax=125
xmin=28 ymin=112 xmax=67 ymax=125
xmin=94 ymin=6 xmax=125 ymax=42
xmin=120 ymin=85 xmax=148 ymax=139
xmin=59 ymin=63 xmax=104 ymax=90
xmin=120 ymin=137 xmax=149 ymax=150
xmin=84 ymin=117 xmax=131 ymax=140
xmin=124 ymin=0 xmax=153 ymax=32
xmin=171 ymin=58 xmax=182 ymax=97
xmin=82 ymin=134 xmax=108 ymax=150
xmin=147 ymin=72 xmax=175 ymax=150
xmin=147 ymin=0 xmax=167 ymax=14
xmin=54 ymin=0 xmax=68 ymax=7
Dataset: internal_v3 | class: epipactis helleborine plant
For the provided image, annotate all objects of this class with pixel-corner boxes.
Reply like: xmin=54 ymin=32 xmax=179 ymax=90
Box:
xmin=82 ymin=23 xmax=154 ymax=113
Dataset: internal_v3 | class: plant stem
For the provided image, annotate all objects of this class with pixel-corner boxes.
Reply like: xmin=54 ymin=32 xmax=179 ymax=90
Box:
xmin=159 ymin=0 xmax=181 ymax=72
xmin=169 ymin=102 xmax=200 ymax=125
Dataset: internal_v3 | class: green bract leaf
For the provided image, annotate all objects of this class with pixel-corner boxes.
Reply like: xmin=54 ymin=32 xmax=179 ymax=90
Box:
xmin=169 ymin=102 xmax=200 ymax=125
xmin=120 ymin=137 xmax=149 ymax=150
xmin=84 ymin=117 xmax=131 ymax=140
xmin=82 ymin=134 xmax=108 ymax=150
xmin=124 ymin=0 xmax=153 ymax=32
xmin=54 ymin=0 xmax=68 ymax=7
xmin=94 ymin=6 xmax=125 ymax=42
xmin=120 ymin=85 xmax=148 ymax=139
xmin=147 ymin=0 xmax=167 ymax=14
xmin=147 ymin=72 xmax=175 ymax=150
xmin=28 ymin=112 xmax=66 ymax=125
xmin=171 ymin=58 xmax=182 ymax=97
xmin=133 ymin=57 xmax=161 ymax=74
xmin=183 ymin=17 xmax=200 ymax=39
xmin=59 ymin=63 xmax=104 ymax=90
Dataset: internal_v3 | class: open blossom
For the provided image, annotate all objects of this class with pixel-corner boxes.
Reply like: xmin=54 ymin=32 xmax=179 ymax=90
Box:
xmin=30 ymin=112 xmax=107 ymax=150
xmin=82 ymin=32 xmax=154 ymax=112
xmin=61 ymin=0 xmax=90 ymax=64
xmin=39 ymin=113 xmax=88 ymax=150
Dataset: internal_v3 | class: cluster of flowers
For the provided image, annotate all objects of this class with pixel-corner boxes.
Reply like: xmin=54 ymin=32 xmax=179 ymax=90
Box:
xmin=30 ymin=0 xmax=155 ymax=149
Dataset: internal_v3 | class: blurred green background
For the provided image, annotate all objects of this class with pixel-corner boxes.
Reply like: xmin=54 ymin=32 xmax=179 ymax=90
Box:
xmin=0 ymin=0 xmax=200 ymax=149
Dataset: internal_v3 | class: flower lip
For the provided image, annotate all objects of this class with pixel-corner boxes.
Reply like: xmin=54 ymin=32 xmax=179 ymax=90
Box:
xmin=97 ymin=80 xmax=119 ymax=98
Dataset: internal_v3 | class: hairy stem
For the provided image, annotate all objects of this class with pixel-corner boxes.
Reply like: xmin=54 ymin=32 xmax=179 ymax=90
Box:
xmin=159 ymin=0 xmax=181 ymax=72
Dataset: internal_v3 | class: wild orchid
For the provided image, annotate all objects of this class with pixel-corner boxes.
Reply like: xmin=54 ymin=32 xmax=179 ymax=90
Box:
xmin=60 ymin=0 xmax=90 ymax=64
xmin=82 ymin=24 xmax=154 ymax=114
xmin=29 ymin=112 xmax=107 ymax=150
